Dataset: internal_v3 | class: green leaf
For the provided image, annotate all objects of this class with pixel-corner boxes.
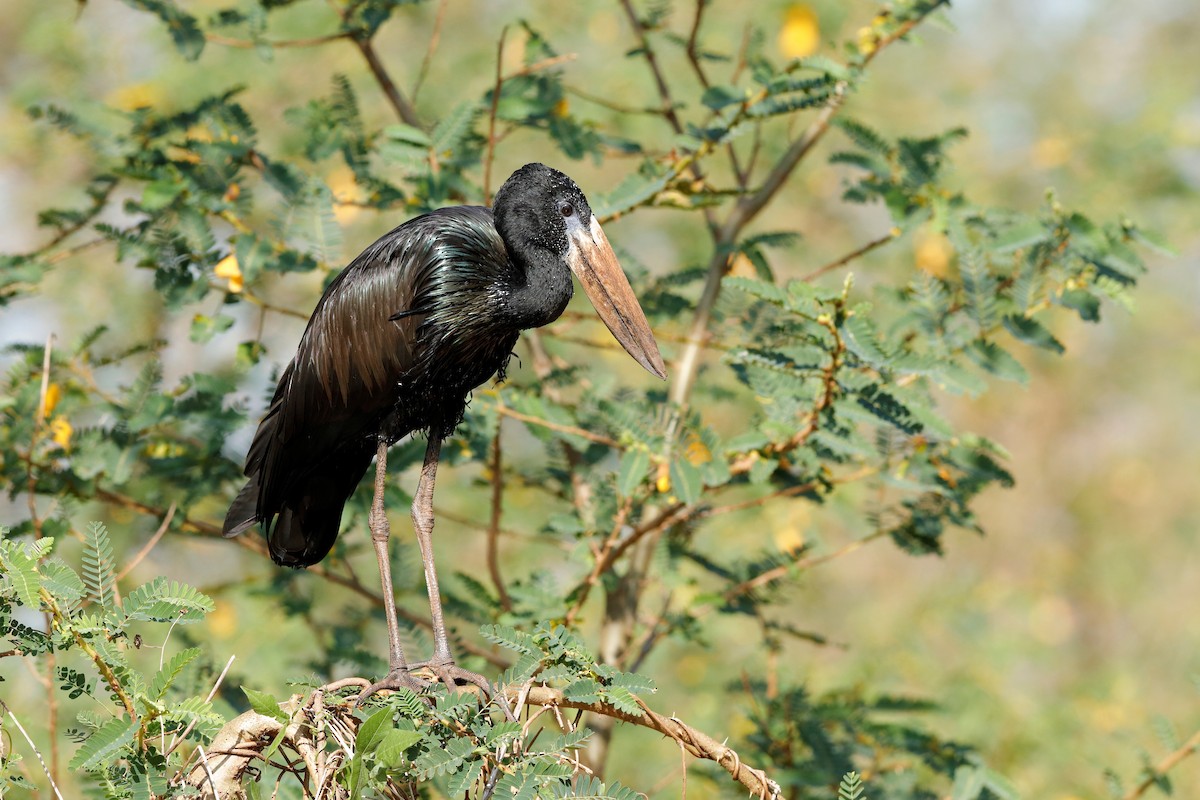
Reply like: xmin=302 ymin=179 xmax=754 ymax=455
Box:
xmin=964 ymin=340 xmax=1029 ymax=384
xmin=150 ymin=648 xmax=201 ymax=700
xmin=124 ymin=0 xmax=205 ymax=60
xmin=242 ymin=686 xmax=287 ymax=721
xmin=991 ymin=219 xmax=1050 ymax=253
xmin=1003 ymin=314 xmax=1065 ymax=354
xmin=82 ymin=521 xmax=116 ymax=609
xmin=616 ymin=448 xmax=650 ymax=497
xmin=374 ymin=728 xmax=422 ymax=767
xmin=140 ymin=180 xmax=183 ymax=212
xmin=68 ymin=716 xmax=137 ymax=772
xmin=841 ymin=313 xmax=890 ymax=368
xmin=40 ymin=559 xmax=86 ymax=606
xmin=123 ymin=577 xmax=214 ymax=623
xmin=700 ymin=84 xmax=746 ymax=110
xmin=724 ymin=275 xmax=786 ymax=304
xmin=0 ymin=541 xmax=44 ymax=609
xmin=669 ymin=458 xmax=704 ymax=505
xmin=430 ymin=101 xmax=479 ymax=156
xmin=595 ymin=169 xmax=668 ymax=218
xmin=189 ymin=313 xmax=235 ymax=344
xmin=384 ymin=123 xmax=432 ymax=147
xmin=1059 ymin=288 xmax=1101 ymax=322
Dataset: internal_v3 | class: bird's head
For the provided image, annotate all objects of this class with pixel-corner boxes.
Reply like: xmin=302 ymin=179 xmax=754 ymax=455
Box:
xmin=493 ymin=163 xmax=667 ymax=380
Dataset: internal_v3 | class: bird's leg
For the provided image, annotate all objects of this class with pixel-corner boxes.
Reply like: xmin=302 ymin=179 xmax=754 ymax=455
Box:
xmin=410 ymin=433 xmax=492 ymax=695
xmin=357 ymin=439 xmax=427 ymax=706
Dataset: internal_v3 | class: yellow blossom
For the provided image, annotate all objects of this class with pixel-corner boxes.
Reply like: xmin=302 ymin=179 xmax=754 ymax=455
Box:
xmin=40 ymin=382 xmax=62 ymax=419
xmin=914 ymin=228 xmax=953 ymax=276
xmin=50 ymin=416 xmax=72 ymax=449
xmin=779 ymin=5 xmax=820 ymax=60
xmin=214 ymin=254 xmax=243 ymax=294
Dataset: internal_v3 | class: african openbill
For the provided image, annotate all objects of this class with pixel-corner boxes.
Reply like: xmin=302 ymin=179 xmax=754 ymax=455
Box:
xmin=223 ymin=163 xmax=666 ymax=697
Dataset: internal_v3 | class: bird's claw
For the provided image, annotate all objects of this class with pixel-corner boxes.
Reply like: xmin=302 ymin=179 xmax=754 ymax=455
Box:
xmin=352 ymin=661 xmax=493 ymax=709
xmin=424 ymin=660 xmax=492 ymax=697
xmin=353 ymin=668 xmax=431 ymax=709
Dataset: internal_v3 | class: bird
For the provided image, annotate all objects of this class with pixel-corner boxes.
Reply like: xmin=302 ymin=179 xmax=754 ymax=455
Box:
xmin=223 ymin=162 xmax=666 ymax=698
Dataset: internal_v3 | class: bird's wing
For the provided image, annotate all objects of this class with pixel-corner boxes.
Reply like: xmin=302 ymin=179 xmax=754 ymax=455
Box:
xmin=245 ymin=206 xmax=506 ymax=503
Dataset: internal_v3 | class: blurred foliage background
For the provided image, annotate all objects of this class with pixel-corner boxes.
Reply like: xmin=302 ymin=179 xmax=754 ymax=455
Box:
xmin=0 ymin=0 xmax=1197 ymax=797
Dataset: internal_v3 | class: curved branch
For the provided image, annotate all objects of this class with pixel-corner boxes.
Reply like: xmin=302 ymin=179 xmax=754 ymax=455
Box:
xmin=517 ymin=685 xmax=781 ymax=799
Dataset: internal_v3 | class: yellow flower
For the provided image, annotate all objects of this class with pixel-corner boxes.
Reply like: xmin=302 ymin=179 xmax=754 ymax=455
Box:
xmin=327 ymin=166 xmax=363 ymax=226
xmin=214 ymin=254 xmax=243 ymax=294
xmin=857 ymin=26 xmax=879 ymax=56
xmin=656 ymin=462 xmax=671 ymax=494
xmin=40 ymin=383 xmax=62 ymax=419
xmin=50 ymin=416 xmax=72 ymax=449
xmin=685 ymin=437 xmax=711 ymax=466
xmin=779 ymin=5 xmax=820 ymax=60
xmin=107 ymin=82 xmax=163 ymax=112
xmin=914 ymin=228 xmax=953 ymax=276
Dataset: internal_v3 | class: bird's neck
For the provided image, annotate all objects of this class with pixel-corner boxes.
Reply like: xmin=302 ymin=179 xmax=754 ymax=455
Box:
xmin=506 ymin=249 xmax=574 ymax=329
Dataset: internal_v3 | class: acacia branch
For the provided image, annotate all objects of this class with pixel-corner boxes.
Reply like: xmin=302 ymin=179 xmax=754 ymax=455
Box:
xmin=1123 ymin=727 xmax=1200 ymax=800
xmin=617 ymin=0 xmax=684 ymax=136
xmin=669 ymin=8 xmax=938 ymax=409
xmin=206 ymin=32 xmax=350 ymax=49
xmin=492 ymin=403 xmax=621 ymax=449
xmin=801 ymin=230 xmax=898 ymax=282
xmin=518 ymin=686 xmax=781 ymax=799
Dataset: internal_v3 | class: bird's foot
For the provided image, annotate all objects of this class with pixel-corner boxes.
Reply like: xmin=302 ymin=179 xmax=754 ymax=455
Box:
xmin=410 ymin=658 xmax=493 ymax=697
xmin=353 ymin=668 xmax=431 ymax=708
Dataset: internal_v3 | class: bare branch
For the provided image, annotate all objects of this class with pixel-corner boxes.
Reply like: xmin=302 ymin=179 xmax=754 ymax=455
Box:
xmin=206 ymin=32 xmax=349 ymax=49
xmin=351 ymin=35 xmax=422 ymax=128
xmin=1123 ymin=727 xmax=1200 ymax=800
xmin=410 ymin=0 xmax=448 ymax=104
xmin=483 ymin=26 xmax=509 ymax=204
xmin=801 ymin=230 xmax=898 ymax=282
xmin=685 ymin=0 xmax=711 ymax=90
xmin=115 ymin=502 xmax=176 ymax=582
xmin=517 ymin=686 xmax=781 ymax=799
xmin=486 ymin=427 xmax=513 ymax=612
xmin=617 ymin=0 xmax=685 ymax=136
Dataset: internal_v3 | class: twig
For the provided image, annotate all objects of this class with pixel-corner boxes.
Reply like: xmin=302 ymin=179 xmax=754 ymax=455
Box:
xmin=617 ymin=0 xmax=684 ymax=136
xmin=685 ymin=0 xmax=710 ymax=89
xmin=0 ymin=701 xmax=66 ymax=800
xmin=801 ymin=230 xmax=897 ymax=282
xmin=486 ymin=427 xmax=512 ymax=611
xmin=206 ymin=32 xmax=349 ymax=49
xmin=168 ymin=654 xmax=236 ymax=758
xmin=563 ymin=501 xmax=632 ymax=626
xmin=483 ymin=26 xmax=509 ymax=204
xmin=564 ymin=85 xmax=665 ymax=116
xmin=115 ymin=502 xmax=176 ymax=581
xmin=350 ymin=34 xmax=422 ymax=128
xmin=31 ymin=334 xmax=59 ymax=785
xmin=1123 ymin=727 xmax=1200 ymax=800
xmin=516 ymin=686 xmax=781 ymax=799
xmin=723 ymin=528 xmax=889 ymax=603
xmin=410 ymin=0 xmax=447 ymax=104
xmin=492 ymin=404 xmax=621 ymax=449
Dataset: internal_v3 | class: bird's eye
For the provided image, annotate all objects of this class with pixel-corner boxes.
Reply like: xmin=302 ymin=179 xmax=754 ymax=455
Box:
xmin=560 ymin=202 xmax=574 ymax=217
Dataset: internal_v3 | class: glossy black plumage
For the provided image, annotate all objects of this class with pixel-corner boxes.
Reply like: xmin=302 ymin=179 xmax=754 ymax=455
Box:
xmin=223 ymin=164 xmax=664 ymax=569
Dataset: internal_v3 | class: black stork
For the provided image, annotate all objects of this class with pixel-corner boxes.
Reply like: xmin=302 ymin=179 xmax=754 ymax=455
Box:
xmin=223 ymin=163 xmax=666 ymax=697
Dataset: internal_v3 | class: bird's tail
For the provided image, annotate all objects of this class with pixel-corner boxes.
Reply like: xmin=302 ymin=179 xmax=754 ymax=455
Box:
xmin=265 ymin=445 xmax=376 ymax=568
xmin=223 ymin=479 xmax=261 ymax=538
